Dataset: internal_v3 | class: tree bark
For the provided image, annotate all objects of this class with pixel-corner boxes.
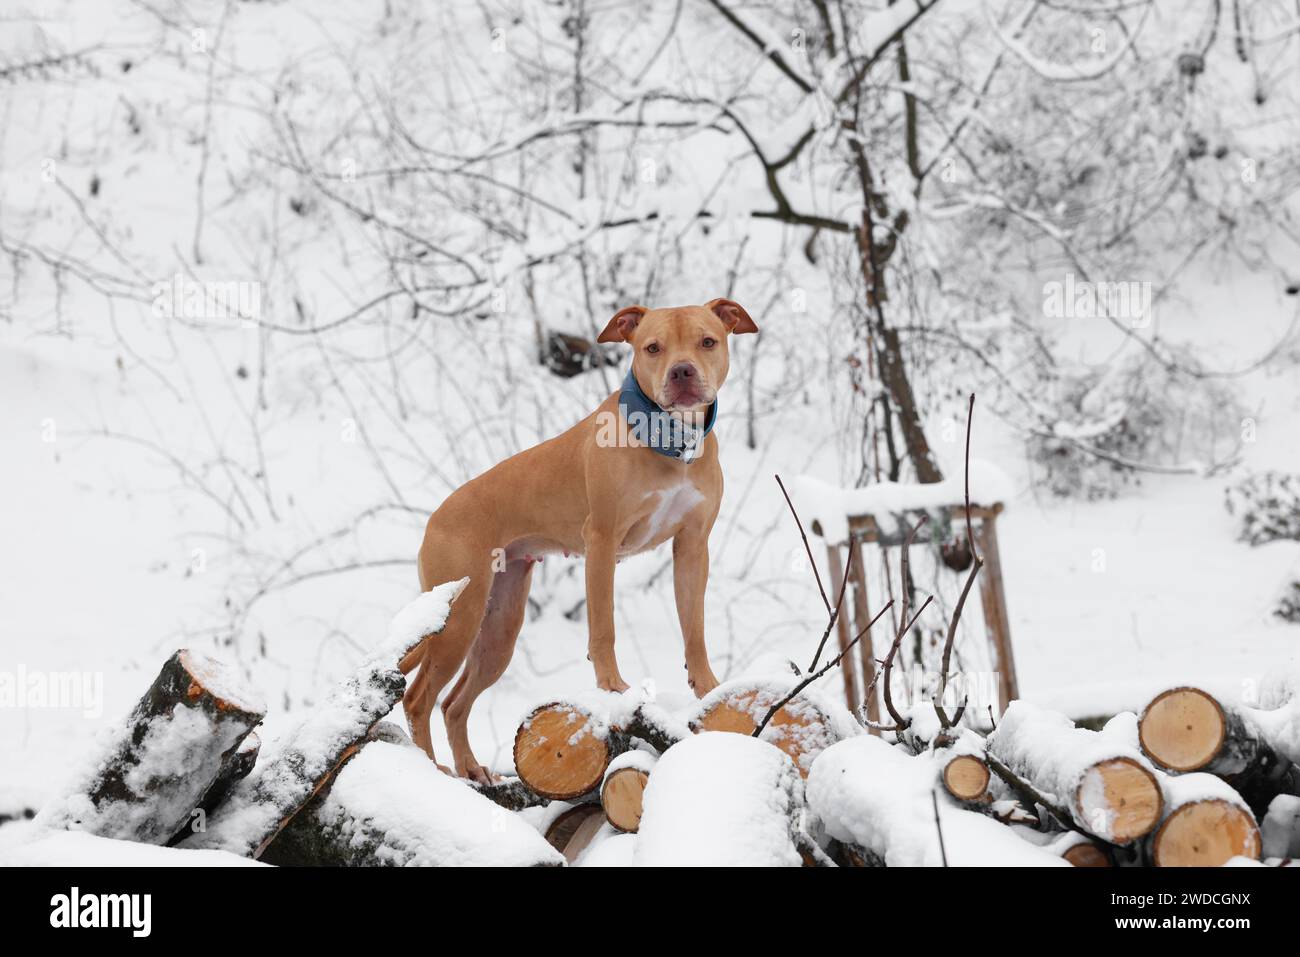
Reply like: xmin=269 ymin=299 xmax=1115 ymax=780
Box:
xmin=36 ymin=649 xmax=264 ymax=845
xmin=261 ymin=741 xmax=563 ymax=866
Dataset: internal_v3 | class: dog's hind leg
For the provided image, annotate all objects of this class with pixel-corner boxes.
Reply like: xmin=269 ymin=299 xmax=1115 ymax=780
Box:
xmin=403 ymin=546 xmax=494 ymax=765
xmin=443 ymin=557 xmax=534 ymax=784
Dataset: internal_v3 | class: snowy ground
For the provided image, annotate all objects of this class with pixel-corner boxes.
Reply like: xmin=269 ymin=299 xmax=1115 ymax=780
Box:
xmin=2 ymin=0 xmax=1298 ymax=830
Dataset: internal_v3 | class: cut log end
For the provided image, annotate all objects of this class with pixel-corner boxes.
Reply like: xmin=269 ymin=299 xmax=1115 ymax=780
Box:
xmin=942 ymin=755 xmax=991 ymax=801
xmin=177 ymin=649 xmax=265 ymax=719
xmin=514 ymin=704 xmax=613 ymax=800
xmin=690 ymin=687 xmax=835 ymax=777
xmin=1078 ymin=757 xmax=1163 ymax=844
xmin=1062 ymin=843 xmax=1112 ymax=867
xmin=601 ymin=767 xmax=649 ymax=833
xmin=1153 ymin=799 xmax=1262 ymax=867
xmin=1139 ymin=687 xmax=1227 ymax=772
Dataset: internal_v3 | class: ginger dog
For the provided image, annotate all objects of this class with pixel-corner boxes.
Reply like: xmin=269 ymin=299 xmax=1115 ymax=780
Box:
xmin=400 ymin=298 xmax=758 ymax=781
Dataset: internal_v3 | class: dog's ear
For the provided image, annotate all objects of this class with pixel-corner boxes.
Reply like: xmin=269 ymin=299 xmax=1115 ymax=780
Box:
xmin=706 ymin=298 xmax=759 ymax=335
xmin=597 ymin=305 xmax=647 ymax=343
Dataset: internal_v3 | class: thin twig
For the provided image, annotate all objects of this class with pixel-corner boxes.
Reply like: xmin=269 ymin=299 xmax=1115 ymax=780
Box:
xmin=935 ymin=393 xmax=984 ymax=730
xmin=754 ymin=601 xmax=895 ymax=736
xmin=775 ymin=474 xmax=829 ymax=614
xmin=880 ymin=594 xmax=933 ymax=729
xmin=931 ymin=790 xmax=949 ymax=866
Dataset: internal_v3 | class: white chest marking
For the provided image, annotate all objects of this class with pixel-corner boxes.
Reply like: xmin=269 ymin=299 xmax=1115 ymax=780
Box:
xmin=631 ymin=483 xmax=705 ymax=549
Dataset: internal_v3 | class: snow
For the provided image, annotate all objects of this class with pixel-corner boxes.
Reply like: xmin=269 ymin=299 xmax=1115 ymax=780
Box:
xmin=604 ymin=749 xmax=656 ymax=779
xmin=1161 ymin=770 xmax=1252 ymax=812
xmin=634 ymin=734 xmax=804 ymax=867
xmin=1261 ymin=794 xmax=1300 ymax=859
xmin=383 ymin=579 xmax=468 ymax=662
xmin=312 ymin=741 xmax=563 ymax=866
xmin=574 ymin=827 xmax=636 ymax=867
xmin=0 ymin=820 xmax=264 ymax=867
xmin=987 ymin=700 xmax=1156 ymax=841
xmin=34 ymin=693 xmax=253 ymax=845
xmin=1245 ymin=674 xmax=1300 ymax=765
xmin=179 ymin=650 xmax=267 ymax=716
xmin=806 ymin=735 xmax=1066 ymax=866
xmin=790 ymin=459 xmax=1013 ymax=544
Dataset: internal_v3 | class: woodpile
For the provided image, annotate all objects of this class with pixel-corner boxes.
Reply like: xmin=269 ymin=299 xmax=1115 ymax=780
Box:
xmin=23 ymin=514 xmax=1300 ymax=869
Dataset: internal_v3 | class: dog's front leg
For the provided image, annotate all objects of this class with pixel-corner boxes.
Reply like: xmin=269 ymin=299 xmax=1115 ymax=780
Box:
xmin=673 ymin=529 xmax=719 ymax=697
xmin=584 ymin=525 xmax=629 ymax=693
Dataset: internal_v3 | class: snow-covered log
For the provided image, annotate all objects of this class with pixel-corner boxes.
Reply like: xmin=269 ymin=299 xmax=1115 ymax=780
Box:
xmin=35 ymin=649 xmax=265 ymax=845
xmin=183 ymin=579 xmax=465 ymax=858
xmin=1148 ymin=772 xmax=1261 ymax=867
xmin=689 ymin=677 xmax=856 ymax=777
xmin=806 ymin=735 xmax=1067 ymax=867
xmin=514 ymin=693 xmax=688 ymax=800
xmin=260 ymin=741 xmax=563 ymax=866
xmin=986 ymin=701 xmax=1163 ymax=844
xmin=1261 ymin=794 xmax=1300 ymax=860
xmin=634 ymin=734 xmax=809 ymax=866
xmin=600 ymin=750 xmax=655 ymax=833
xmin=1139 ymin=686 xmax=1298 ymax=812
xmin=168 ymin=730 xmax=261 ymax=846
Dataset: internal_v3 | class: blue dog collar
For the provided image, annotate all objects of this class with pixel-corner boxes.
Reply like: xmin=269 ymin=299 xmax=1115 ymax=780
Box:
xmin=618 ymin=367 xmax=717 ymax=462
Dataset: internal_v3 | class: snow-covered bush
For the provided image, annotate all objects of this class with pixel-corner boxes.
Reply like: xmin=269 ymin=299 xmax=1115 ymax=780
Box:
xmin=1225 ymin=471 xmax=1300 ymax=546
xmin=1027 ymin=350 xmax=1242 ymax=500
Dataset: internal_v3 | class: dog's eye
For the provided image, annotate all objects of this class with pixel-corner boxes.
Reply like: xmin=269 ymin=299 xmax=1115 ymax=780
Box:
xmin=701 ymin=337 xmax=716 ymax=348
xmin=646 ymin=343 xmax=660 ymax=354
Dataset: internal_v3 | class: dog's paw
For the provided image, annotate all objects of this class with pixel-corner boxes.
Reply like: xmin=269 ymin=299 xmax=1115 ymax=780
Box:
xmin=688 ymin=673 xmax=719 ymax=698
xmin=460 ymin=762 xmax=498 ymax=786
xmin=595 ymin=675 xmax=631 ymax=694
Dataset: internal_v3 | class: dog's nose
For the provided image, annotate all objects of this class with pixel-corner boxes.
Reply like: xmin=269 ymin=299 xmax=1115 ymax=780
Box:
xmin=668 ymin=362 xmax=697 ymax=383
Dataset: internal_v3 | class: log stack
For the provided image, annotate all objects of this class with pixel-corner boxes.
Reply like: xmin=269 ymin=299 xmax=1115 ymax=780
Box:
xmin=1139 ymin=686 xmax=1299 ymax=815
xmin=26 ymin=574 xmax=1300 ymax=868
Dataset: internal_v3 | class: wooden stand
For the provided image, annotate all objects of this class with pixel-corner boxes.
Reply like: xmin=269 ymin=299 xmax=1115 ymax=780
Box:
xmin=814 ymin=502 xmax=1018 ymax=721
